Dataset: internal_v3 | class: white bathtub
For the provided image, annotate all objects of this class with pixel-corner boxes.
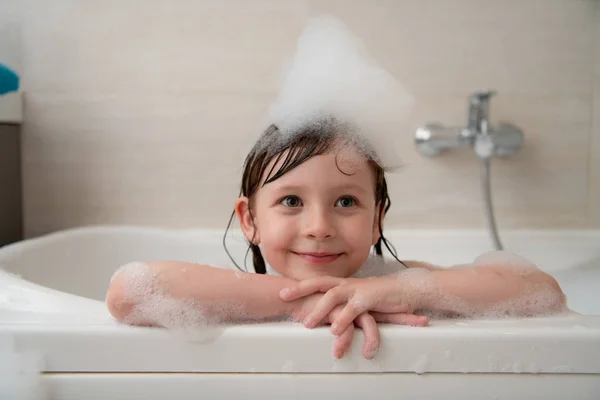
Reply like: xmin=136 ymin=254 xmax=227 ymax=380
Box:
xmin=1 ymin=226 xmax=599 ymax=399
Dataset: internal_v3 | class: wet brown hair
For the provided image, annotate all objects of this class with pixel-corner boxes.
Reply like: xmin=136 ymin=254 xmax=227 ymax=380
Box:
xmin=223 ymin=120 xmax=407 ymax=273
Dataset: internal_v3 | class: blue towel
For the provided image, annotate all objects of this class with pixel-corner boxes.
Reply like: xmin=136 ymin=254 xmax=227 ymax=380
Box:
xmin=0 ymin=63 xmax=19 ymax=95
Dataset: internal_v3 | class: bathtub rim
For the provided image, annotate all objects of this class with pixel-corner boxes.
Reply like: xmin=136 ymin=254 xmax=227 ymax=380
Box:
xmin=1 ymin=225 xmax=599 ymax=375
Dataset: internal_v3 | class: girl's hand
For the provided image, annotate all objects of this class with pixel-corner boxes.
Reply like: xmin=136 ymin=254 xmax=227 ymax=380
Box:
xmin=330 ymin=307 xmax=380 ymax=359
xmin=292 ymin=293 xmax=380 ymax=359
xmin=282 ymin=276 xmax=428 ymax=336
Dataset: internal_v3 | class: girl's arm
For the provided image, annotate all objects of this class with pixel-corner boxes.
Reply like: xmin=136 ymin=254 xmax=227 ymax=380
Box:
xmin=280 ymin=252 xmax=566 ymax=331
xmin=403 ymin=260 xmax=565 ymax=316
xmin=106 ymin=261 xmax=429 ymax=360
xmin=106 ymin=261 xmax=301 ymax=326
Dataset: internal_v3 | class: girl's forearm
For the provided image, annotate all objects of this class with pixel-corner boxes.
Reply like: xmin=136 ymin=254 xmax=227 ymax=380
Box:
xmin=106 ymin=261 xmax=301 ymax=326
xmin=414 ymin=266 xmax=566 ymax=317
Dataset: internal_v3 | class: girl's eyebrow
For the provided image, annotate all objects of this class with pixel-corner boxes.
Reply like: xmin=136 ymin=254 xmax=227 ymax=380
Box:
xmin=271 ymin=183 xmax=369 ymax=195
xmin=269 ymin=184 xmax=307 ymax=194
xmin=332 ymin=183 xmax=369 ymax=195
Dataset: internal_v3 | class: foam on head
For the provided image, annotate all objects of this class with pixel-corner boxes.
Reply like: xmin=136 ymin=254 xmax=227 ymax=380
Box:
xmin=265 ymin=16 xmax=414 ymax=171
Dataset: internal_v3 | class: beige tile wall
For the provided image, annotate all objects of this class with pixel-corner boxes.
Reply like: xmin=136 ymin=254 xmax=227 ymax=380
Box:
xmin=1 ymin=0 xmax=598 ymax=237
xmin=591 ymin=1 xmax=600 ymax=225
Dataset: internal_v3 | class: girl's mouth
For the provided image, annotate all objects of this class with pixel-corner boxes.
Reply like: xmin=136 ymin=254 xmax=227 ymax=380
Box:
xmin=292 ymin=251 xmax=343 ymax=264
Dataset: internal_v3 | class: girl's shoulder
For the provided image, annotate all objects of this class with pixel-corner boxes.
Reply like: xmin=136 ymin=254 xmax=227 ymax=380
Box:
xmin=351 ymin=256 xmax=407 ymax=278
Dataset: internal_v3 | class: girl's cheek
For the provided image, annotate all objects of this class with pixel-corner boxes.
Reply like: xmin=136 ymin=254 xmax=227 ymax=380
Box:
xmin=263 ymin=221 xmax=293 ymax=245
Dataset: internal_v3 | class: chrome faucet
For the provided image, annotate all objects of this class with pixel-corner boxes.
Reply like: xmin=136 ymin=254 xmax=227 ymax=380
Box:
xmin=415 ymin=90 xmax=523 ymax=158
xmin=414 ymin=90 xmax=524 ymax=251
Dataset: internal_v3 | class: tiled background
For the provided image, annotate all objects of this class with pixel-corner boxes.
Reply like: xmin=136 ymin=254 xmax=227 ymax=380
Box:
xmin=1 ymin=0 xmax=598 ymax=237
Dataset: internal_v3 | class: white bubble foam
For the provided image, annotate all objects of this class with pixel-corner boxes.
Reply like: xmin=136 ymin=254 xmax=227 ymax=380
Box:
xmin=352 ymin=256 xmax=407 ymax=278
xmin=113 ymin=262 xmax=227 ymax=341
xmin=395 ymin=267 xmax=437 ymax=313
xmin=473 ymin=251 xmax=538 ymax=275
xmin=266 ymin=16 xmax=414 ymax=170
xmin=124 ymin=294 xmax=225 ymax=342
xmin=114 ymin=261 xmax=156 ymax=298
xmin=469 ymin=252 xmax=566 ymax=318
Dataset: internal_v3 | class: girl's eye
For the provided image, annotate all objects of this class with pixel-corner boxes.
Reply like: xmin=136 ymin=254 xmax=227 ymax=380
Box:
xmin=280 ymin=196 xmax=303 ymax=207
xmin=336 ymin=196 xmax=357 ymax=208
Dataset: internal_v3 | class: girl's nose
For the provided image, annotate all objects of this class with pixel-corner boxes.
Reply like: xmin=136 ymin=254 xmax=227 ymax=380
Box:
xmin=302 ymin=208 xmax=336 ymax=240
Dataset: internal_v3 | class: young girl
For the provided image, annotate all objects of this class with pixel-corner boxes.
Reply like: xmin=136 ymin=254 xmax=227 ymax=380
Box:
xmin=106 ymin=118 xmax=566 ymax=360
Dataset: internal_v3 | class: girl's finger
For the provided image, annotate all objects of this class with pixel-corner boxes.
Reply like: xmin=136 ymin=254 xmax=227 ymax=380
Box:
xmin=279 ymin=277 xmax=344 ymax=301
xmin=329 ymin=308 xmax=354 ymax=359
xmin=371 ymin=312 xmax=429 ymax=327
xmin=330 ymin=298 xmax=369 ymax=335
xmin=303 ymin=286 xmax=351 ymax=328
xmin=354 ymin=313 xmax=380 ymax=359
xmin=374 ymin=304 xmax=413 ymax=314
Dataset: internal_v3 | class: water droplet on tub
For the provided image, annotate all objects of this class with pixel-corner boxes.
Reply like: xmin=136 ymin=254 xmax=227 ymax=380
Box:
xmin=528 ymin=362 xmax=540 ymax=373
xmin=413 ymin=353 xmax=430 ymax=374
xmin=332 ymin=357 xmax=358 ymax=372
xmin=282 ymin=360 xmax=295 ymax=372
xmin=551 ymin=365 xmax=572 ymax=373
xmin=512 ymin=362 xmax=523 ymax=373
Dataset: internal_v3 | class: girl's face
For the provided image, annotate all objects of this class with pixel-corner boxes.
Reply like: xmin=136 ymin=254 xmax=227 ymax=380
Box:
xmin=236 ymin=147 xmax=381 ymax=280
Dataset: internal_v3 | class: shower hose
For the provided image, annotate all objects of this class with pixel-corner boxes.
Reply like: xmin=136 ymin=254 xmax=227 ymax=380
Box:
xmin=480 ymin=157 xmax=504 ymax=251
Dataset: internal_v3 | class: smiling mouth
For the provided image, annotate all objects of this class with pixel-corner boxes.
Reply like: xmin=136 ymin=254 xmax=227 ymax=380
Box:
xmin=292 ymin=251 xmax=343 ymax=264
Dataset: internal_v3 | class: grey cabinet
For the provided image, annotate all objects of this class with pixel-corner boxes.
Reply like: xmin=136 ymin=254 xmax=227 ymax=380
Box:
xmin=0 ymin=123 xmax=21 ymax=247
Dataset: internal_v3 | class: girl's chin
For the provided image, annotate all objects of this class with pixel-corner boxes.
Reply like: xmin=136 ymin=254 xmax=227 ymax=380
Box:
xmin=267 ymin=255 xmax=360 ymax=279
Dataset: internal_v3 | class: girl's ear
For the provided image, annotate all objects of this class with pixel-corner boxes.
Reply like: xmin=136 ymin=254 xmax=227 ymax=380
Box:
xmin=371 ymin=202 xmax=383 ymax=245
xmin=235 ymin=197 xmax=260 ymax=245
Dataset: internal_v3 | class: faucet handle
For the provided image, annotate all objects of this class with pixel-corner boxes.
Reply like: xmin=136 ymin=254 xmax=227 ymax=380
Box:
xmin=469 ymin=90 xmax=497 ymax=105
xmin=468 ymin=90 xmax=497 ymax=135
